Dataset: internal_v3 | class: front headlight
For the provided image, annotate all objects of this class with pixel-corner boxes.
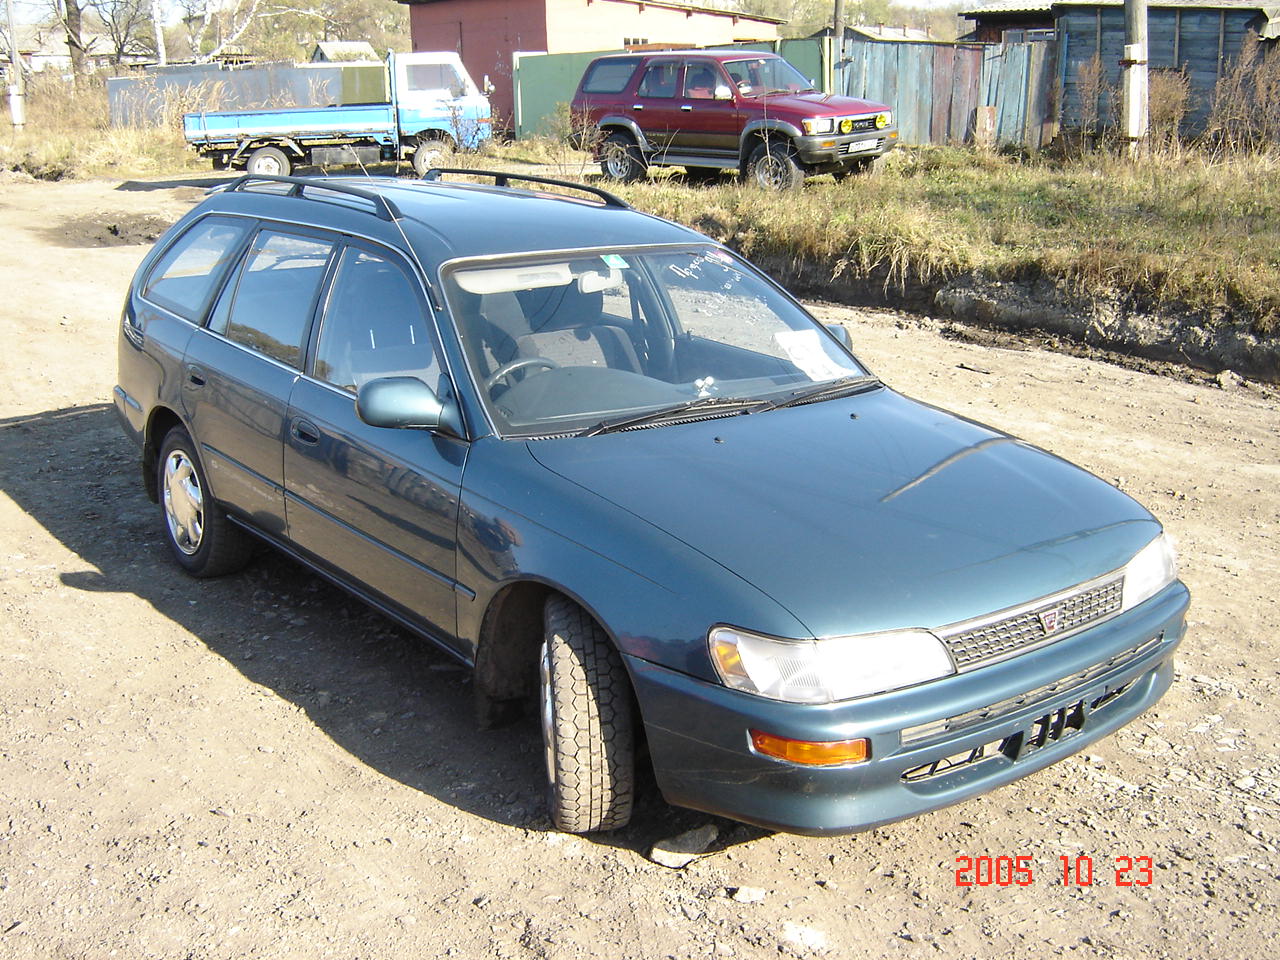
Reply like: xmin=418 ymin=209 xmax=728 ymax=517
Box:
xmin=802 ymin=116 xmax=835 ymax=135
xmin=1121 ymin=533 xmax=1178 ymax=611
xmin=709 ymin=626 xmax=955 ymax=704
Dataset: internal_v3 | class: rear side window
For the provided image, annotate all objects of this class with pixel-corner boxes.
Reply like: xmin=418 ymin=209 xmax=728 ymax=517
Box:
xmin=637 ymin=62 xmax=680 ymax=98
xmin=581 ymin=58 xmax=640 ymax=94
xmin=142 ymin=216 xmax=248 ymax=321
xmin=212 ymin=230 xmax=334 ymax=368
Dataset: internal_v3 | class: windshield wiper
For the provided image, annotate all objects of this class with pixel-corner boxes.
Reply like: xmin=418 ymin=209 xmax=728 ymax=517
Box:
xmin=754 ymin=375 xmax=882 ymax=413
xmin=579 ymin=395 xmax=764 ymax=437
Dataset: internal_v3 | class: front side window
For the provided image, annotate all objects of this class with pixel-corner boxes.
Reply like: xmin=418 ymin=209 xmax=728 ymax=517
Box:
xmin=406 ymin=63 xmax=470 ymax=97
xmin=142 ymin=216 xmax=248 ymax=321
xmin=314 ymin=247 xmax=441 ymax=392
xmin=682 ymin=61 xmax=723 ymax=100
xmin=444 ymin=247 xmax=866 ymax=437
xmin=213 ymin=230 xmax=334 ymax=368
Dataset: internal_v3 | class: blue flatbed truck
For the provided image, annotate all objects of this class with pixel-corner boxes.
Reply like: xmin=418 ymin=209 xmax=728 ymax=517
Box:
xmin=182 ymin=51 xmax=492 ymax=177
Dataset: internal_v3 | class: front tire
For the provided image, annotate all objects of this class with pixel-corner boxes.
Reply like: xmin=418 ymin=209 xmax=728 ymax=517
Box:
xmin=746 ymin=139 xmax=805 ymax=190
xmin=245 ymin=145 xmax=291 ymax=177
xmin=540 ymin=596 xmax=635 ymax=833
xmin=157 ymin=427 xmax=253 ymax=578
xmin=599 ymin=132 xmax=646 ymax=182
xmin=412 ymin=136 xmax=454 ymax=177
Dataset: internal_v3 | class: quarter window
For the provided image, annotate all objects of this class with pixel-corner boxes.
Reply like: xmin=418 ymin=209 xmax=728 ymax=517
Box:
xmin=582 ymin=57 xmax=641 ymax=94
xmin=214 ymin=230 xmax=333 ymax=368
xmin=314 ymin=247 xmax=440 ymax=392
xmin=142 ymin=216 xmax=248 ymax=321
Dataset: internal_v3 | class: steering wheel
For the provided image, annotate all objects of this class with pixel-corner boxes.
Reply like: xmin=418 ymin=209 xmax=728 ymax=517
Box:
xmin=485 ymin=356 xmax=560 ymax=390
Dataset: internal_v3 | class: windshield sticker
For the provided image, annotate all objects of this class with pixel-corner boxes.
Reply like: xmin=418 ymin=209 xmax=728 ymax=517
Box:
xmin=774 ymin=330 xmax=852 ymax=382
xmin=601 ymin=254 xmax=630 ymax=269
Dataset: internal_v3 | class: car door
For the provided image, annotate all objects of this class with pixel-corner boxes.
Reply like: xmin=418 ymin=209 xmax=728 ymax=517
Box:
xmin=632 ymin=58 xmax=684 ymax=152
xmin=670 ymin=58 xmax=740 ymax=155
xmin=181 ymin=225 xmax=337 ymax=536
xmin=283 ymin=241 xmax=467 ymax=648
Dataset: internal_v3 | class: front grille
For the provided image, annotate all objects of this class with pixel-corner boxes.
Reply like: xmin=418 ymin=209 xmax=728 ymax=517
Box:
xmin=940 ymin=576 xmax=1125 ymax=670
xmin=846 ymin=116 xmax=879 ymax=132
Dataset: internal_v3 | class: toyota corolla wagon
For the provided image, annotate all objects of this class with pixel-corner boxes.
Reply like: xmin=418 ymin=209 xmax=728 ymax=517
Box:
xmin=114 ymin=171 xmax=1188 ymax=834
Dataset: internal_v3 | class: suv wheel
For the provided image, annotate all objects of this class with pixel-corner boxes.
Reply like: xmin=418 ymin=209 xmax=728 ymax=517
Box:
xmin=540 ymin=595 xmax=635 ymax=832
xmin=600 ymin=133 xmax=646 ymax=182
xmin=746 ymin=140 xmax=805 ymax=190
xmin=157 ymin=427 xmax=253 ymax=578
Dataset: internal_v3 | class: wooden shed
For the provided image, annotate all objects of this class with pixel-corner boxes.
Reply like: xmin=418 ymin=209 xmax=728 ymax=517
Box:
xmin=1055 ymin=0 xmax=1280 ymax=129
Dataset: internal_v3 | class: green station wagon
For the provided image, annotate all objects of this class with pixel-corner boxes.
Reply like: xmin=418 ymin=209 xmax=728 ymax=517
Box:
xmin=114 ymin=172 xmax=1188 ymax=834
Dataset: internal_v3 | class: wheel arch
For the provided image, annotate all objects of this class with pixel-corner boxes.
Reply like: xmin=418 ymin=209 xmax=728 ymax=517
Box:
xmin=470 ymin=575 xmax=637 ymax=729
xmin=596 ymin=116 xmax=651 ymax=153
xmin=142 ymin=405 xmax=187 ymax=503
xmin=738 ymin=120 xmax=802 ymax=166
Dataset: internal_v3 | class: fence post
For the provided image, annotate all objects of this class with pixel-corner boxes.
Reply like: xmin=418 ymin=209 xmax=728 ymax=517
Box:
xmin=1121 ymin=0 xmax=1150 ymax=156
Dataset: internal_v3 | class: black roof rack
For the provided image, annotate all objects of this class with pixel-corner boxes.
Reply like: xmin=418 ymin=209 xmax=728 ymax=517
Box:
xmin=221 ymin=174 xmax=402 ymax=221
xmin=420 ymin=168 xmax=630 ymax=209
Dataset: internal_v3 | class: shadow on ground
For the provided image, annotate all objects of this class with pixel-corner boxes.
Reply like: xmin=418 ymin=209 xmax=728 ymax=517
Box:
xmin=0 ymin=403 xmax=762 ymax=856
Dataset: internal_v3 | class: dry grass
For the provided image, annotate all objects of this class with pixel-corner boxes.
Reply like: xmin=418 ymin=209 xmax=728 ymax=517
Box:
xmin=0 ymin=74 xmax=202 ymax=180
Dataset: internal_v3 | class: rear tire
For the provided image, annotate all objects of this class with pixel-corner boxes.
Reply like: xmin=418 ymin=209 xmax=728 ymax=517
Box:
xmin=157 ymin=427 xmax=253 ymax=578
xmin=245 ymin=146 xmax=291 ymax=177
xmin=746 ymin=139 xmax=805 ymax=190
xmin=540 ymin=596 xmax=635 ymax=833
xmin=599 ymin=132 xmax=646 ymax=182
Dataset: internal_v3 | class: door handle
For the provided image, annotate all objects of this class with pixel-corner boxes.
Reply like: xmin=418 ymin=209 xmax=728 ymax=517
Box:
xmin=186 ymin=365 xmax=206 ymax=387
xmin=290 ymin=418 xmax=321 ymax=445
xmin=632 ymin=104 xmax=643 ymax=111
xmin=680 ymin=105 xmax=693 ymax=111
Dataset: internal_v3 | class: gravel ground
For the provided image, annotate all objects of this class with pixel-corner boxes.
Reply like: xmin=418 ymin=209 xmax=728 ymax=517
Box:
xmin=0 ymin=173 xmax=1277 ymax=959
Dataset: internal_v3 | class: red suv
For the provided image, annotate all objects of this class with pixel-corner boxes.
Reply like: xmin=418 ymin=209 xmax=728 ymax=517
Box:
xmin=571 ymin=51 xmax=897 ymax=188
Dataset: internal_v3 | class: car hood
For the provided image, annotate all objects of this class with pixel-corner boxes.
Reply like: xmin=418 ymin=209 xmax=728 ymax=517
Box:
xmin=752 ymin=90 xmax=890 ymax=117
xmin=525 ymin=388 xmax=1157 ymax=639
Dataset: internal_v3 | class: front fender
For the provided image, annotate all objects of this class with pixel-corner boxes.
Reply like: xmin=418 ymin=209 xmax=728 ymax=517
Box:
xmin=739 ymin=119 xmax=803 ymax=163
xmin=455 ymin=438 xmax=807 ymax=682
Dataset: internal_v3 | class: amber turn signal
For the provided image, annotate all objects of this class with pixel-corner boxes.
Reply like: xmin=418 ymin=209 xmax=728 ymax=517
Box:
xmin=749 ymin=729 xmax=870 ymax=766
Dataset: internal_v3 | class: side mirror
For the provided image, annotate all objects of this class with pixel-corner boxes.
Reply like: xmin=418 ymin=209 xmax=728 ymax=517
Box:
xmin=713 ymin=84 xmax=733 ymax=100
xmin=356 ymin=376 xmax=463 ymax=436
xmin=823 ymin=322 xmax=853 ymax=351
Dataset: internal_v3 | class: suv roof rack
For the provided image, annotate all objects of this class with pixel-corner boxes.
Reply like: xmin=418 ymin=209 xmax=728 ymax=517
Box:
xmin=221 ymin=174 xmax=402 ymax=222
xmin=420 ymin=168 xmax=630 ymax=209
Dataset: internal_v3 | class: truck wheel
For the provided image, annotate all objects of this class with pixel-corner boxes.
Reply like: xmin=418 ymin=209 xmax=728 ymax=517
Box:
xmin=245 ymin=146 xmax=291 ymax=177
xmin=157 ymin=427 xmax=253 ymax=578
xmin=413 ymin=137 xmax=454 ymax=177
xmin=539 ymin=596 xmax=634 ymax=833
xmin=746 ymin=140 xmax=805 ymax=190
xmin=599 ymin=133 xmax=646 ymax=182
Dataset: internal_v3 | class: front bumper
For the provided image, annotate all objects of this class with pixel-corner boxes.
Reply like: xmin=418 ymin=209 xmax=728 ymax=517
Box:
xmin=628 ymin=582 xmax=1188 ymax=835
xmin=795 ymin=128 xmax=899 ymax=166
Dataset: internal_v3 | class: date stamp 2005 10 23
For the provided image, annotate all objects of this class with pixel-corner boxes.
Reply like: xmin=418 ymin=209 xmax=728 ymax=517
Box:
xmin=955 ymin=855 xmax=1155 ymax=888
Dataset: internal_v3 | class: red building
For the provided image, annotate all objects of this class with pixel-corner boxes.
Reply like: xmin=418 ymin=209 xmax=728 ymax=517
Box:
xmin=396 ymin=0 xmax=783 ymax=127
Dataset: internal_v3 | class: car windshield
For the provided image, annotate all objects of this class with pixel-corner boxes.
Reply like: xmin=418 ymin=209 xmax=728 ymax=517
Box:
xmin=443 ymin=246 xmax=868 ymax=437
xmin=723 ymin=57 xmax=815 ymax=96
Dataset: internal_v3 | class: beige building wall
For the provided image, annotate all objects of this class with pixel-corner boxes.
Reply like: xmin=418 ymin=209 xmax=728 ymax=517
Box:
xmin=543 ymin=0 xmax=780 ymax=54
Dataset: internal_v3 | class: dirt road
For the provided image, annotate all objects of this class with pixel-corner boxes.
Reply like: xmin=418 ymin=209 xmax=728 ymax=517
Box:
xmin=1 ymin=173 xmax=1277 ymax=960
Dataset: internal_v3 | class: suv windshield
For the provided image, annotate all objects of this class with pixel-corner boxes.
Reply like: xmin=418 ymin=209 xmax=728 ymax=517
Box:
xmin=723 ymin=57 xmax=815 ymax=96
xmin=444 ymin=246 xmax=868 ymax=437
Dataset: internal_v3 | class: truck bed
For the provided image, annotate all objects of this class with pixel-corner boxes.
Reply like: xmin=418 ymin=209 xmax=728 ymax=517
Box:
xmin=183 ymin=103 xmax=398 ymax=145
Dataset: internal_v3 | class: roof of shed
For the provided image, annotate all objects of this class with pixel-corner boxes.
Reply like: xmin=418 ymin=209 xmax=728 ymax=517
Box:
xmin=961 ymin=0 xmax=1280 ymax=39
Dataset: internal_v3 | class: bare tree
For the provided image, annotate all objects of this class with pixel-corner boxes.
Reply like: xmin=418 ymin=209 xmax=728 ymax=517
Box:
xmin=54 ymin=0 xmax=90 ymax=80
xmin=87 ymin=0 xmax=155 ymax=63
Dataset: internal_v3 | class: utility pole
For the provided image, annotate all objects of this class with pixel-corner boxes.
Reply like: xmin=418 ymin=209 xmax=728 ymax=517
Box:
xmin=5 ymin=0 xmax=25 ymax=129
xmin=1121 ymin=0 xmax=1149 ymax=157
xmin=833 ymin=0 xmax=846 ymax=93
